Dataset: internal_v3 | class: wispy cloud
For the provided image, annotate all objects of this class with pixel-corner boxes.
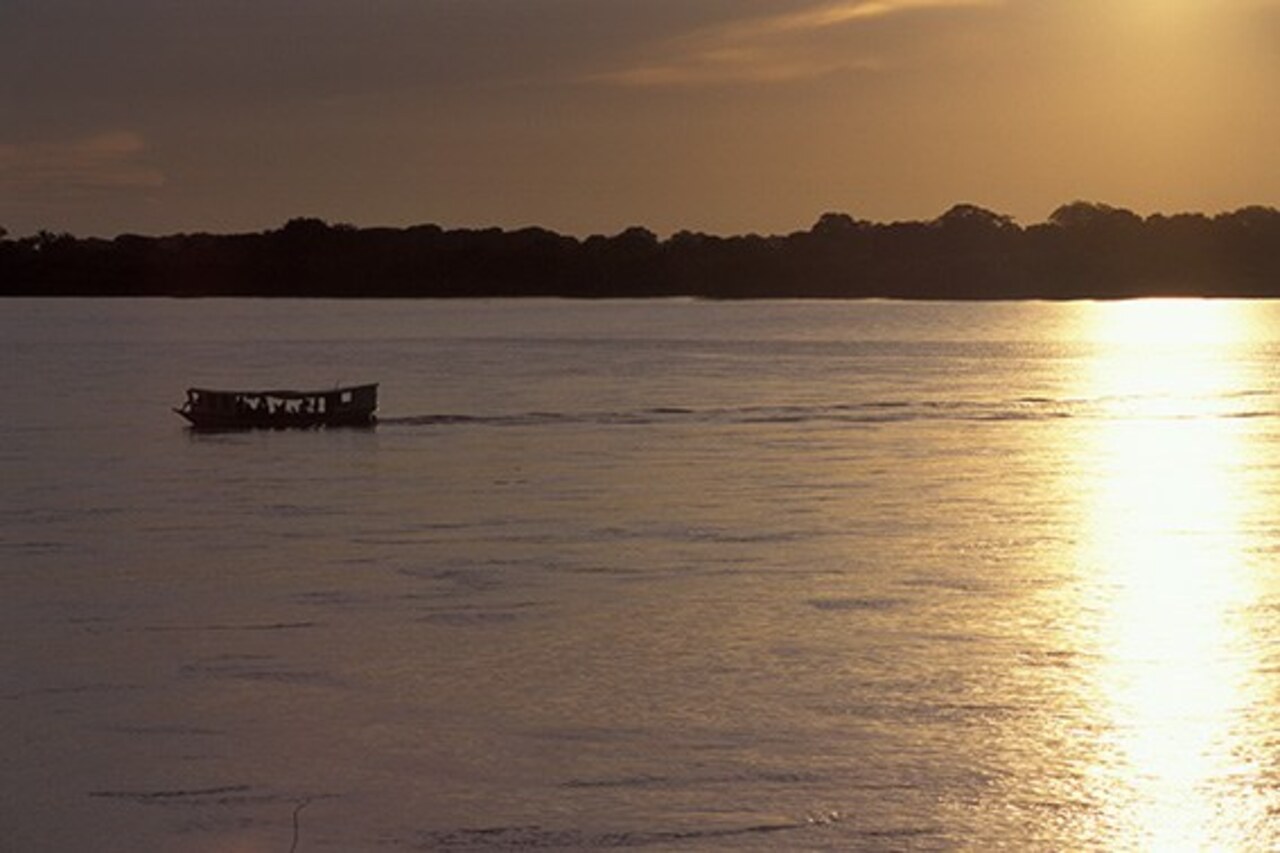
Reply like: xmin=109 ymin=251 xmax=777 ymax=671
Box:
xmin=0 ymin=131 xmax=165 ymax=197
xmin=722 ymin=0 xmax=999 ymax=39
xmin=591 ymin=0 xmax=1000 ymax=87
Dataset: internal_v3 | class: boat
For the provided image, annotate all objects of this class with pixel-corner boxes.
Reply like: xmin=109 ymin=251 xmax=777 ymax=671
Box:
xmin=174 ymin=383 xmax=378 ymax=429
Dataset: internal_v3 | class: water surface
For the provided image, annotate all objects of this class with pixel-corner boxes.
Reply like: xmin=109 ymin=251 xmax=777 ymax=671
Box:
xmin=4 ymin=298 xmax=1280 ymax=850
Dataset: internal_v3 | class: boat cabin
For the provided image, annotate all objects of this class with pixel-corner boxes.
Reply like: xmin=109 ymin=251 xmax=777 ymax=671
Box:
xmin=176 ymin=383 xmax=377 ymax=429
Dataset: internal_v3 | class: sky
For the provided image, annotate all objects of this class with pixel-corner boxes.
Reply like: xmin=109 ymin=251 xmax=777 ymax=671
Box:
xmin=2 ymin=0 xmax=1278 ymax=238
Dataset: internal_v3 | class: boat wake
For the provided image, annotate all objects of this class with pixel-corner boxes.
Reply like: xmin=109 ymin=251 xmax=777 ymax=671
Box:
xmin=381 ymin=392 xmax=1278 ymax=430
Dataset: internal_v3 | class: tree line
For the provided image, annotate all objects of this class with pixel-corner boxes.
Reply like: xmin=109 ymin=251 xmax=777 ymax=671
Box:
xmin=3 ymin=201 xmax=1279 ymax=299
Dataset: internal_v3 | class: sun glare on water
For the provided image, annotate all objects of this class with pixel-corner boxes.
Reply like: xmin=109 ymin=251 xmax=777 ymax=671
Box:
xmin=1087 ymin=298 xmax=1243 ymax=347
xmin=1074 ymin=299 xmax=1271 ymax=847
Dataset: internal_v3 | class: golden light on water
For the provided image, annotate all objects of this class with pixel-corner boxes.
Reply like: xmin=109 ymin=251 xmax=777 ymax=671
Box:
xmin=1077 ymin=300 xmax=1269 ymax=847
xmin=1087 ymin=299 xmax=1243 ymax=348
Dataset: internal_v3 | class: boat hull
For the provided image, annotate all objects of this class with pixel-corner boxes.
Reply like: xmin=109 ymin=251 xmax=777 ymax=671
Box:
xmin=174 ymin=409 xmax=376 ymax=430
xmin=175 ymin=383 xmax=378 ymax=430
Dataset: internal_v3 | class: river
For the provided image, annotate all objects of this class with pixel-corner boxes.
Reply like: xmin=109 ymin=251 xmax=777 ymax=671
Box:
xmin=4 ymin=298 xmax=1280 ymax=850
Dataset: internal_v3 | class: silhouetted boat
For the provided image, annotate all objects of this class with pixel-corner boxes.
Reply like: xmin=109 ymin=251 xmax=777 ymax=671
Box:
xmin=175 ymin=384 xmax=378 ymax=429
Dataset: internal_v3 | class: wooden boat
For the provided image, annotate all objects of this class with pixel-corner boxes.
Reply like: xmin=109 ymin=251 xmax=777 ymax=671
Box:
xmin=175 ymin=383 xmax=378 ymax=429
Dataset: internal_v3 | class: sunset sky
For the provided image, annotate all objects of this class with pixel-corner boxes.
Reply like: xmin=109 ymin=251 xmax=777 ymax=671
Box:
xmin=3 ymin=0 xmax=1278 ymax=238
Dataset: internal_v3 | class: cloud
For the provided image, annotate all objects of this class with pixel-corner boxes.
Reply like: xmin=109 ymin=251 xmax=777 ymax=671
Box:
xmin=596 ymin=50 xmax=882 ymax=88
xmin=0 ymin=131 xmax=165 ymax=198
xmin=590 ymin=0 xmax=1000 ymax=87
xmin=721 ymin=0 xmax=999 ymax=39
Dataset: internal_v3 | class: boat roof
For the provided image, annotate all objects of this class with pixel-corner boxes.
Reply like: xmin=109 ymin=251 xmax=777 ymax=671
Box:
xmin=187 ymin=383 xmax=377 ymax=399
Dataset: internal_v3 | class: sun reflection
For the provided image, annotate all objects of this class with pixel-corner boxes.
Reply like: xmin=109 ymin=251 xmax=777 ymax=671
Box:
xmin=1086 ymin=298 xmax=1244 ymax=348
xmin=1076 ymin=300 xmax=1269 ymax=848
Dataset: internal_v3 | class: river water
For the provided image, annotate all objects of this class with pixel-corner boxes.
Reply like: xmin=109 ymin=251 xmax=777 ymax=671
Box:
xmin=4 ymin=298 xmax=1280 ymax=851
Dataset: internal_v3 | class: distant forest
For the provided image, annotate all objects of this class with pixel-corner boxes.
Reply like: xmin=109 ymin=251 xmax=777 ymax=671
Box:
xmin=4 ymin=201 xmax=1280 ymax=299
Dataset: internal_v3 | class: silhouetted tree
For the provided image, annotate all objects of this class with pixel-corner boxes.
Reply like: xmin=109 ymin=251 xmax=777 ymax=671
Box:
xmin=936 ymin=203 xmax=1018 ymax=233
xmin=1048 ymin=201 xmax=1142 ymax=233
xmin=6 ymin=203 xmax=1280 ymax=299
xmin=810 ymin=212 xmax=861 ymax=238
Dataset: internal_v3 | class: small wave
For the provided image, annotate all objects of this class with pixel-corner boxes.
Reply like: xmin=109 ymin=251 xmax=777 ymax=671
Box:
xmin=858 ymin=400 xmax=912 ymax=409
xmin=90 ymin=784 xmax=251 ymax=802
xmin=178 ymin=655 xmax=341 ymax=687
xmin=562 ymin=769 xmax=826 ymax=790
xmin=139 ymin=621 xmax=318 ymax=633
xmin=104 ymin=724 xmax=224 ymax=736
xmin=416 ymin=606 xmax=536 ymax=627
xmin=5 ymin=682 xmax=145 ymax=701
xmin=88 ymin=784 xmax=331 ymax=809
xmin=561 ymin=775 xmax=669 ymax=790
xmin=411 ymin=812 xmax=847 ymax=849
xmin=808 ymin=597 xmax=907 ymax=612
xmin=0 ymin=540 xmax=70 ymax=555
